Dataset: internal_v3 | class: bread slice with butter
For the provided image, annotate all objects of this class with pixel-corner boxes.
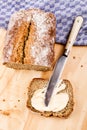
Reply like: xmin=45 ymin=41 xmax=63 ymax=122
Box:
xmin=27 ymin=78 xmax=74 ymax=118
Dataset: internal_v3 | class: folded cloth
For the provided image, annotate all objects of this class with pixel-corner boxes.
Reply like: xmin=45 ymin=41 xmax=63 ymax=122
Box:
xmin=0 ymin=0 xmax=87 ymax=45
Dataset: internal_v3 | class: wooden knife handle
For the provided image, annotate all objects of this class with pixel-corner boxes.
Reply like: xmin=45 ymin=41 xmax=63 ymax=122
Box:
xmin=64 ymin=16 xmax=83 ymax=56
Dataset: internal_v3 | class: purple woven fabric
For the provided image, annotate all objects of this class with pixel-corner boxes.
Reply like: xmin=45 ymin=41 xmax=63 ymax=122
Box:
xmin=0 ymin=0 xmax=87 ymax=45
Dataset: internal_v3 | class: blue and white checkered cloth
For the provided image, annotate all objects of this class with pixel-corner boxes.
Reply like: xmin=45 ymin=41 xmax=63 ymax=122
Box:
xmin=0 ymin=0 xmax=87 ymax=45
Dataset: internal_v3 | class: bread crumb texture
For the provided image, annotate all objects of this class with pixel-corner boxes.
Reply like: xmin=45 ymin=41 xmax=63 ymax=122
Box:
xmin=27 ymin=78 xmax=74 ymax=118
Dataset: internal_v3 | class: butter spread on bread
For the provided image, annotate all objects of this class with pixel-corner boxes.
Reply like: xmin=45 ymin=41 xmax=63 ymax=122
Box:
xmin=27 ymin=78 xmax=74 ymax=117
xmin=31 ymin=80 xmax=69 ymax=112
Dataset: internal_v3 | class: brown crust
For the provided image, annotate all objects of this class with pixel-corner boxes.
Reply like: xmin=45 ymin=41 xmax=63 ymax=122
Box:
xmin=27 ymin=78 xmax=74 ymax=118
xmin=3 ymin=9 xmax=56 ymax=71
xmin=3 ymin=62 xmax=53 ymax=71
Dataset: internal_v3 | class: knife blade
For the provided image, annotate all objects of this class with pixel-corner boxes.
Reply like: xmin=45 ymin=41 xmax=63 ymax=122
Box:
xmin=45 ymin=16 xmax=83 ymax=106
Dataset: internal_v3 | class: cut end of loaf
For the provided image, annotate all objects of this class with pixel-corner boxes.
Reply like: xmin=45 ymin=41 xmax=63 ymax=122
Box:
xmin=3 ymin=62 xmax=53 ymax=71
xmin=27 ymin=78 xmax=74 ymax=118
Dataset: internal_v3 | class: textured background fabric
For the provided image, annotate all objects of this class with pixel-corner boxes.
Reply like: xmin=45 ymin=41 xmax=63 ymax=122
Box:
xmin=0 ymin=0 xmax=87 ymax=45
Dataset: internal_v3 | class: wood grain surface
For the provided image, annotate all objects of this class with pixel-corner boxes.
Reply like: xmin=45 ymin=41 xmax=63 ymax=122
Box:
xmin=0 ymin=28 xmax=87 ymax=130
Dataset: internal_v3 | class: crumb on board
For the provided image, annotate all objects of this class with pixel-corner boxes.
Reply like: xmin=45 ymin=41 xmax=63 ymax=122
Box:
xmin=3 ymin=99 xmax=6 ymax=102
xmin=73 ymin=56 xmax=76 ymax=59
xmin=81 ymin=65 xmax=83 ymax=67
xmin=14 ymin=105 xmax=17 ymax=108
xmin=2 ymin=111 xmax=10 ymax=116
xmin=0 ymin=110 xmax=10 ymax=116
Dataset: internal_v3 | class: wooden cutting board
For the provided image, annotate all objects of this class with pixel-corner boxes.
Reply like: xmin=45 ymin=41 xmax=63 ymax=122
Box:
xmin=0 ymin=28 xmax=87 ymax=130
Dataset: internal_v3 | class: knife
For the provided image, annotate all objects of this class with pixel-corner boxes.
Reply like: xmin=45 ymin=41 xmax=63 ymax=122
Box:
xmin=45 ymin=16 xmax=83 ymax=106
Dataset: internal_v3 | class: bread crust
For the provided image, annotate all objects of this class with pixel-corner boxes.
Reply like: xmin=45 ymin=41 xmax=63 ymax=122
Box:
xmin=27 ymin=78 xmax=74 ymax=118
xmin=3 ymin=9 xmax=56 ymax=71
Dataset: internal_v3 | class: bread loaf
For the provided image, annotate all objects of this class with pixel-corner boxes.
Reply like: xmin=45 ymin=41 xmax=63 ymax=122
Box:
xmin=3 ymin=9 xmax=56 ymax=71
xmin=27 ymin=78 xmax=74 ymax=118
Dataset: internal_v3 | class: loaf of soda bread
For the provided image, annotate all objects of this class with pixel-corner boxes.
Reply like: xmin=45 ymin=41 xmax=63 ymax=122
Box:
xmin=3 ymin=9 xmax=56 ymax=71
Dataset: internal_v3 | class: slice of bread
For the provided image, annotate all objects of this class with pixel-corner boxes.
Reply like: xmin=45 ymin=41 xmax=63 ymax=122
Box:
xmin=27 ymin=78 xmax=74 ymax=118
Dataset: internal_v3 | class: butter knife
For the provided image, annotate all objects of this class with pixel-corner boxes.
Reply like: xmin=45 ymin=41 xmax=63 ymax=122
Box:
xmin=45 ymin=16 xmax=83 ymax=106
